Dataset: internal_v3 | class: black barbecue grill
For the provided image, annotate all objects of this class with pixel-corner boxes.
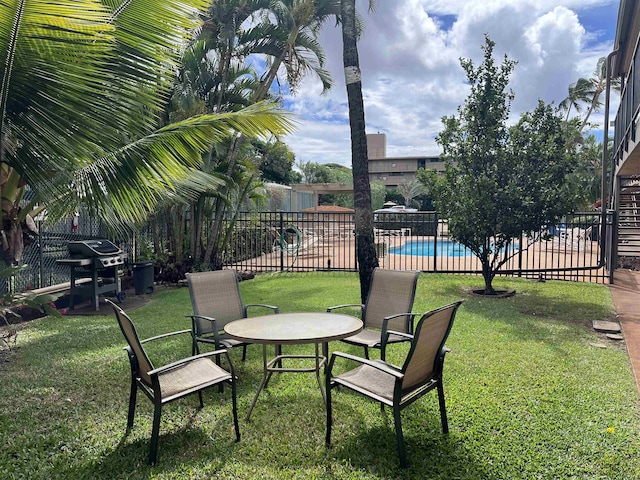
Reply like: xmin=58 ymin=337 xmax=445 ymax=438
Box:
xmin=57 ymin=239 xmax=126 ymax=310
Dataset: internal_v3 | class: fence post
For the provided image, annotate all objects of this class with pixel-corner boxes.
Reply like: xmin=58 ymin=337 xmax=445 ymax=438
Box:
xmin=38 ymin=225 xmax=44 ymax=288
xmin=609 ymin=210 xmax=617 ymax=284
xmin=517 ymin=232 xmax=523 ymax=277
xmin=279 ymin=211 xmax=284 ymax=272
xmin=434 ymin=213 xmax=439 ymax=272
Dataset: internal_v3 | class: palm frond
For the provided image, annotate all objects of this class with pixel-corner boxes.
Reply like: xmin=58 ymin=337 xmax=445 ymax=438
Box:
xmin=43 ymin=102 xmax=296 ymax=225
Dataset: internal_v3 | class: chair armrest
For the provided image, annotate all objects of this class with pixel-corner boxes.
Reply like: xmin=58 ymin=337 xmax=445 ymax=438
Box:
xmin=384 ymin=329 xmax=414 ymax=340
xmin=382 ymin=312 xmax=418 ymax=333
xmin=140 ymin=329 xmax=192 ymax=344
xmin=326 ymin=304 xmax=363 ymax=313
xmin=244 ymin=304 xmax=279 ymax=316
xmin=380 ymin=314 xmax=417 ymax=360
xmin=434 ymin=346 xmax=452 ymax=374
xmin=187 ymin=314 xmax=216 ymax=324
xmin=148 ymin=349 xmax=231 ymax=377
xmin=188 ymin=315 xmax=221 ymax=347
xmin=327 ymin=351 xmax=403 ymax=379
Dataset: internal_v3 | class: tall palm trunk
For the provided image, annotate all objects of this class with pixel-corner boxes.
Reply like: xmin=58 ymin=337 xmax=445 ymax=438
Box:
xmin=579 ymin=85 xmax=604 ymax=133
xmin=341 ymin=0 xmax=377 ymax=303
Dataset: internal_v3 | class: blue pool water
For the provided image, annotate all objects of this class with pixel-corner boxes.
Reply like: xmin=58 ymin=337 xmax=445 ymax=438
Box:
xmin=390 ymin=240 xmax=518 ymax=257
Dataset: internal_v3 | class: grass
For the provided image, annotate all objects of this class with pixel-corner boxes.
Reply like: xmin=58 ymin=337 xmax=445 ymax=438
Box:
xmin=1 ymin=272 xmax=639 ymax=479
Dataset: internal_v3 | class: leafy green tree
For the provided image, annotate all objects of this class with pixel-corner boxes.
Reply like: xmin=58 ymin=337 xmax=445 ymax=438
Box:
xmin=0 ymin=0 xmax=292 ymax=268
xmin=297 ymin=160 xmax=332 ymax=184
xmin=419 ymin=37 xmax=578 ymax=295
xmin=370 ymin=180 xmax=386 ymax=211
xmin=256 ymin=140 xmax=298 ymax=184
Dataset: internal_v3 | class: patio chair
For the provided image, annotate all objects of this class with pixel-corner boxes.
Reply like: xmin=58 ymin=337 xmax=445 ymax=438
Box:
xmin=107 ymin=299 xmax=240 ymax=465
xmin=186 ymin=270 xmax=279 ymax=358
xmin=327 ymin=268 xmax=420 ymax=360
xmin=325 ymin=301 xmax=463 ymax=468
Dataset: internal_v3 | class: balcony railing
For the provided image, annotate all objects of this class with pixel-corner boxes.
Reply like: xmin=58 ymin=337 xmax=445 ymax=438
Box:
xmin=613 ymin=44 xmax=640 ymax=172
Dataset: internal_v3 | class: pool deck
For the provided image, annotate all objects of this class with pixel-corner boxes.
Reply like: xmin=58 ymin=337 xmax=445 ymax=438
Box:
xmin=232 ymin=234 xmax=605 ymax=282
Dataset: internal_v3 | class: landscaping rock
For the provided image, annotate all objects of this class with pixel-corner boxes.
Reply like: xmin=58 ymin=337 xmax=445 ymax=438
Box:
xmin=606 ymin=333 xmax=625 ymax=341
xmin=593 ymin=320 xmax=622 ymax=333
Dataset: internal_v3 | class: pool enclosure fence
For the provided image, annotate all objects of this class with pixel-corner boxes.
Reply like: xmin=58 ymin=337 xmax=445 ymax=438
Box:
xmin=225 ymin=211 xmax=613 ymax=284
xmin=10 ymin=209 xmax=614 ymax=295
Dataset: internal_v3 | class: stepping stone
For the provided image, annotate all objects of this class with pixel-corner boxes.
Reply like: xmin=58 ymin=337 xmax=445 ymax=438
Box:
xmin=606 ymin=333 xmax=624 ymax=341
xmin=589 ymin=342 xmax=608 ymax=349
xmin=593 ymin=320 xmax=622 ymax=333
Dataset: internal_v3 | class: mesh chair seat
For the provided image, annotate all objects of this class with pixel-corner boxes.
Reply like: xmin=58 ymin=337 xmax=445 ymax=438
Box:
xmin=158 ymin=358 xmax=232 ymax=400
xmin=342 ymin=329 xmax=410 ymax=348
xmin=334 ymin=361 xmax=397 ymax=402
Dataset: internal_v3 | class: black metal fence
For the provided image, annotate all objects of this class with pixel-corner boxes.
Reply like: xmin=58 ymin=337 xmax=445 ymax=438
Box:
xmin=7 ymin=209 xmax=612 ymax=294
xmin=225 ymin=211 xmax=612 ymax=283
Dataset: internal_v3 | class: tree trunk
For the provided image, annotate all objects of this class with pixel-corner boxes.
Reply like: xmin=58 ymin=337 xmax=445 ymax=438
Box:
xmin=203 ymin=47 xmax=291 ymax=269
xmin=579 ymin=86 xmax=603 ymax=133
xmin=481 ymin=260 xmax=496 ymax=295
xmin=341 ymin=0 xmax=378 ymax=303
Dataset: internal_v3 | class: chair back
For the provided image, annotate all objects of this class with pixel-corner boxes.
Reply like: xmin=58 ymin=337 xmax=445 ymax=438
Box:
xmin=186 ymin=270 xmax=245 ymax=334
xmin=401 ymin=301 xmax=462 ymax=391
xmin=363 ymin=268 xmax=419 ymax=332
xmin=108 ymin=300 xmax=154 ymax=386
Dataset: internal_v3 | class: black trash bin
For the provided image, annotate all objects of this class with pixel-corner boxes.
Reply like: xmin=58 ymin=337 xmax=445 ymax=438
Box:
xmin=132 ymin=261 xmax=154 ymax=295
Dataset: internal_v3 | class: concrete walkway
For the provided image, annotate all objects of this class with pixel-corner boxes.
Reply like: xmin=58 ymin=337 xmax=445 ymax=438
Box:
xmin=611 ymin=269 xmax=640 ymax=390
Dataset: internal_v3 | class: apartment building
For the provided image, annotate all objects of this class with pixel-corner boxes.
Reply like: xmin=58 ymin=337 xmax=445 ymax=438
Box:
xmin=366 ymin=133 xmax=444 ymax=188
xmin=611 ymin=0 xmax=640 ymax=260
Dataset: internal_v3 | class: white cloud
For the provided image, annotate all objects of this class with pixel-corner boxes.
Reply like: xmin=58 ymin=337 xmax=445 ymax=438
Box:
xmin=280 ymin=0 xmax=618 ymax=167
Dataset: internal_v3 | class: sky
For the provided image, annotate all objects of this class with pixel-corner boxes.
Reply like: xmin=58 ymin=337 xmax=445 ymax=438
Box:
xmin=279 ymin=0 xmax=620 ymax=167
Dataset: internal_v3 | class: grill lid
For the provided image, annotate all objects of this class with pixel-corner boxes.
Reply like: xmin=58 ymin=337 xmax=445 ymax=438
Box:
xmin=68 ymin=239 xmax=122 ymax=257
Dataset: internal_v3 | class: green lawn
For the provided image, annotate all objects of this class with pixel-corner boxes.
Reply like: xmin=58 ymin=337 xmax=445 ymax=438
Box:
xmin=1 ymin=273 xmax=639 ymax=479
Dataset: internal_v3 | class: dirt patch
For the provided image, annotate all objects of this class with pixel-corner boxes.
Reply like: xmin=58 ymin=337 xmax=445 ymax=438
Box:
xmin=466 ymin=287 xmax=516 ymax=298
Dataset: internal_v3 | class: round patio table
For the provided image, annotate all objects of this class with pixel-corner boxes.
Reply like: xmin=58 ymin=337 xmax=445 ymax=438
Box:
xmin=225 ymin=312 xmax=363 ymax=420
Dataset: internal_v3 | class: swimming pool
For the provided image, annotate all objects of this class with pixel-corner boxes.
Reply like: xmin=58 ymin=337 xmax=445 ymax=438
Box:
xmin=389 ymin=240 xmax=518 ymax=257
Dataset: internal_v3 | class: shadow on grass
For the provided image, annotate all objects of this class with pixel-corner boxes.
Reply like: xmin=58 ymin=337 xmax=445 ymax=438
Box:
xmin=61 ymin=427 xmax=242 ymax=479
xmin=327 ymin=413 xmax=489 ymax=478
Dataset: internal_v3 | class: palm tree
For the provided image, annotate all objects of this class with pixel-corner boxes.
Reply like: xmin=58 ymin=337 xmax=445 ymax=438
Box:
xmin=168 ymin=35 xmax=265 ymax=263
xmin=0 ymin=0 xmax=293 ymax=266
xmin=249 ymin=0 xmax=337 ymax=100
xmin=579 ymin=57 xmax=621 ymax=132
xmin=396 ymin=178 xmax=425 ymax=209
xmin=559 ymin=78 xmax=593 ymax=122
xmin=203 ymin=0 xmax=340 ymax=268
xmin=560 ymin=57 xmax=622 ymax=132
xmin=340 ymin=0 xmax=378 ymax=302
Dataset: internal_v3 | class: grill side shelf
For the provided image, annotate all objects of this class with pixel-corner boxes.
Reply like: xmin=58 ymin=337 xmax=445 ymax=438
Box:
xmin=56 ymin=258 xmax=93 ymax=266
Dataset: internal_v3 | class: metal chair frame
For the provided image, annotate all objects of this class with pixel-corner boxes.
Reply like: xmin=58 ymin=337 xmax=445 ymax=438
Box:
xmin=325 ymin=301 xmax=463 ymax=468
